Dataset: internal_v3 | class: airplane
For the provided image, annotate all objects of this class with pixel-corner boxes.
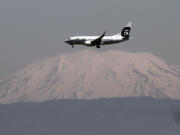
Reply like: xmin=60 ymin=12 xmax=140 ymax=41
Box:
xmin=65 ymin=22 xmax=132 ymax=48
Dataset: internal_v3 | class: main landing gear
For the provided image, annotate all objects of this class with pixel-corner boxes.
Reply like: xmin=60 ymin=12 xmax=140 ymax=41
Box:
xmin=96 ymin=45 xmax=100 ymax=49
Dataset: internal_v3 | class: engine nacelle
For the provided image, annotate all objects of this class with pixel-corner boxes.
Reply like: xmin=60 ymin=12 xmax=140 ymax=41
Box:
xmin=84 ymin=40 xmax=92 ymax=46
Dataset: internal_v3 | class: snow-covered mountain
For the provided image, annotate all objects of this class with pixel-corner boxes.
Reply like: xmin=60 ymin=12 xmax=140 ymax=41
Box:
xmin=0 ymin=50 xmax=180 ymax=104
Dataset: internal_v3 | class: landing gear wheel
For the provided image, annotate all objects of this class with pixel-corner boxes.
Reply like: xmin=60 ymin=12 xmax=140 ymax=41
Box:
xmin=96 ymin=45 xmax=100 ymax=49
xmin=71 ymin=45 xmax=74 ymax=48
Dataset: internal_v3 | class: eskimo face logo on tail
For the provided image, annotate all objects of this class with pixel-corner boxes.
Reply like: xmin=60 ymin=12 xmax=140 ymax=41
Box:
xmin=121 ymin=27 xmax=131 ymax=38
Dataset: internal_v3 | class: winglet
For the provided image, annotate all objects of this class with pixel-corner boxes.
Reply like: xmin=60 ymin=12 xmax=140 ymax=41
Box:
xmin=101 ymin=31 xmax=106 ymax=38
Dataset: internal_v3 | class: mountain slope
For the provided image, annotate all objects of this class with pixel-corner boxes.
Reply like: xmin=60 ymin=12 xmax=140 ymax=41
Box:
xmin=0 ymin=50 xmax=180 ymax=103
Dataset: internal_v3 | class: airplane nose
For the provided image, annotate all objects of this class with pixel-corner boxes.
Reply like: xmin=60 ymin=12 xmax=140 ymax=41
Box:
xmin=65 ymin=38 xmax=71 ymax=44
xmin=65 ymin=39 xmax=69 ymax=43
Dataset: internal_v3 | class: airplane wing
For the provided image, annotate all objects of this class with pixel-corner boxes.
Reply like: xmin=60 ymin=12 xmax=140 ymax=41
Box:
xmin=91 ymin=31 xmax=106 ymax=45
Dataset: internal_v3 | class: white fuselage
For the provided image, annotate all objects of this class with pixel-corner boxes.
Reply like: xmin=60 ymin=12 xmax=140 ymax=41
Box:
xmin=65 ymin=35 xmax=128 ymax=46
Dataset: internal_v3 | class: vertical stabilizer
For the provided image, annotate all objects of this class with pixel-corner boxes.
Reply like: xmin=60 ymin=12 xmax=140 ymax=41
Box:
xmin=112 ymin=21 xmax=132 ymax=37
xmin=121 ymin=21 xmax=132 ymax=38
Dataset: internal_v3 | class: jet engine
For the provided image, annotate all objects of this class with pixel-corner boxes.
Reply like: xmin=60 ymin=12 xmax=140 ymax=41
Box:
xmin=84 ymin=40 xmax=92 ymax=46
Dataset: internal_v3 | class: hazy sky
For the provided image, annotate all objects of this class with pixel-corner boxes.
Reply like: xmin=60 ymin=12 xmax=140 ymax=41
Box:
xmin=0 ymin=0 xmax=180 ymax=79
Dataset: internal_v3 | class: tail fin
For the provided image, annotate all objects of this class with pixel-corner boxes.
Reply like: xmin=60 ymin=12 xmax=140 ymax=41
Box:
xmin=112 ymin=22 xmax=132 ymax=37
xmin=121 ymin=21 xmax=132 ymax=38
